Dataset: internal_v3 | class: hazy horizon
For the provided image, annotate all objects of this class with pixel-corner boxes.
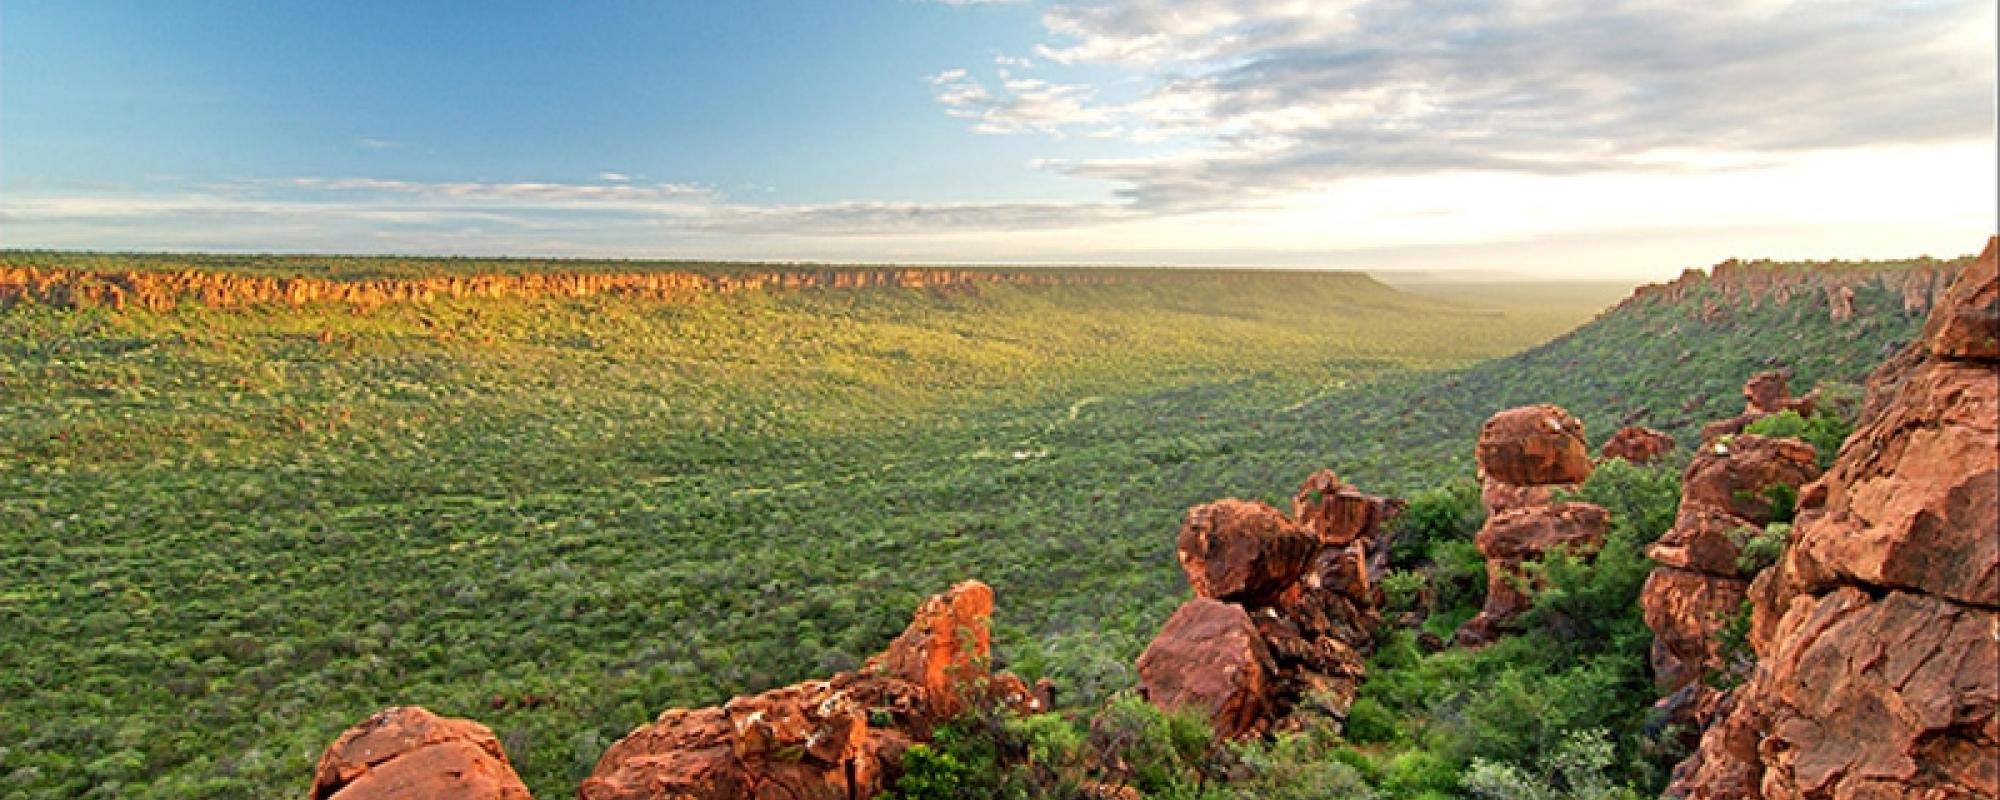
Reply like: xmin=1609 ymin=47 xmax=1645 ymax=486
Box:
xmin=3 ymin=1 xmax=1994 ymax=280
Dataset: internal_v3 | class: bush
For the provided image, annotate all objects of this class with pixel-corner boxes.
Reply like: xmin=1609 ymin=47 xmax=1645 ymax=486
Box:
xmin=1461 ymin=729 xmax=1643 ymax=800
xmin=1744 ymin=409 xmax=1853 ymax=469
xmin=1735 ymin=523 xmax=1789 ymax=575
xmin=1087 ymin=693 xmax=1215 ymax=795
xmin=1344 ymin=696 xmax=1402 ymax=744
xmin=1380 ymin=750 xmax=1458 ymax=797
xmin=1390 ymin=480 xmax=1484 ymax=568
xmin=1223 ymin=733 xmax=1377 ymax=800
xmin=1379 ymin=570 xmax=1427 ymax=614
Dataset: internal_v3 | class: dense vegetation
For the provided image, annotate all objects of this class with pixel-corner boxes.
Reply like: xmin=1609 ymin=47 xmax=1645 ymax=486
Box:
xmin=0 ymin=250 xmax=1954 ymax=798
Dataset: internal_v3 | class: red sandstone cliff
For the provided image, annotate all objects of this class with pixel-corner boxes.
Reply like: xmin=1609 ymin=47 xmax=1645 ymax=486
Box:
xmin=1670 ymin=238 xmax=1999 ymax=800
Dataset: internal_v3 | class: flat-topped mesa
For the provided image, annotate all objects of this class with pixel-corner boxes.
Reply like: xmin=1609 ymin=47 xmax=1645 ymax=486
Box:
xmin=1139 ymin=472 xmax=1400 ymax=741
xmin=0 ymin=265 xmax=1127 ymax=313
xmin=311 ymin=706 xmax=532 ymax=800
xmin=1671 ymin=237 xmax=1999 ymax=800
xmin=580 ymin=580 xmax=1036 ymax=800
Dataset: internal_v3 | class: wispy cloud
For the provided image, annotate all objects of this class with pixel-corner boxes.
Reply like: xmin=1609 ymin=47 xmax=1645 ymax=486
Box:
xmin=933 ymin=0 xmax=1996 ymax=211
xmin=356 ymin=138 xmax=404 ymax=150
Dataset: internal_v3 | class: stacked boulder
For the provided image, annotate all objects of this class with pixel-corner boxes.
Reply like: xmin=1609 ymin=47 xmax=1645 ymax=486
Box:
xmin=1699 ymin=370 xmax=1817 ymax=442
xmin=1671 ymin=238 xmax=1998 ymax=800
xmin=1136 ymin=471 xmax=1401 ymax=740
xmin=581 ymin=580 xmax=1035 ymax=800
xmin=310 ymin=706 xmax=532 ymax=800
xmin=1639 ymin=430 xmax=1821 ymax=739
xmin=1455 ymin=404 xmax=1609 ymax=647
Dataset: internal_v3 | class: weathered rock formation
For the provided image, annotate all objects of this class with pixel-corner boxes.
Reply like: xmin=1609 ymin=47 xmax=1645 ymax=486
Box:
xmin=1700 ymin=372 xmax=1818 ymax=442
xmin=1639 ymin=430 xmax=1823 ymax=736
xmin=580 ymin=580 xmax=1034 ymax=800
xmin=1601 ymin=425 xmax=1677 ymax=465
xmin=1671 ymin=238 xmax=1999 ymax=800
xmin=1611 ymin=254 xmax=1972 ymax=324
xmin=1137 ymin=471 xmax=1398 ymax=740
xmin=1457 ymin=405 xmax=1609 ymax=646
xmin=311 ymin=706 xmax=532 ymax=800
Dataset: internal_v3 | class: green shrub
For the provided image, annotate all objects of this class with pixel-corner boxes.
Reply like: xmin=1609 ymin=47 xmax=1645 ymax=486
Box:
xmin=1744 ymin=409 xmax=1853 ymax=469
xmin=1087 ymin=693 xmax=1215 ymax=795
xmin=1390 ymin=480 xmax=1484 ymax=567
xmin=1344 ymin=696 xmax=1402 ymax=744
xmin=1735 ymin=523 xmax=1789 ymax=575
xmin=1381 ymin=750 xmax=1458 ymax=797
xmin=1379 ymin=570 xmax=1428 ymax=615
xmin=1461 ymin=729 xmax=1643 ymax=800
xmin=1224 ymin=734 xmax=1377 ymax=800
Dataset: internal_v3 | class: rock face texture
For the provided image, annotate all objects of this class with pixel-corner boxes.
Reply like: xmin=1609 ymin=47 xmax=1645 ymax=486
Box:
xmin=1476 ymin=404 xmax=1595 ymax=487
xmin=581 ymin=580 xmax=1034 ymax=800
xmin=311 ymin=706 xmax=532 ymax=800
xmin=1457 ymin=405 xmax=1608 ymax=647
xmin=1135 ymin=599 xmax=1272 ymax=742
xmin=1176 ymin=500 xmax=1321 ymax=608
xmin=1601 ymin=425 xmax=1677 ymax=465
xmin=1138 ymin=471 xmax=1398 ymax=740
xmin=1671 ymin=238 xmax=1999 ymax=800
xmin=1636 ymin=424 xmax=1824 ymax=739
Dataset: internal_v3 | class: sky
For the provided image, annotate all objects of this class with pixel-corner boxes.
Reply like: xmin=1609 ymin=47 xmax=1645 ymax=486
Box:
xmin=1 ymin=0 xmax=1994 ymax=279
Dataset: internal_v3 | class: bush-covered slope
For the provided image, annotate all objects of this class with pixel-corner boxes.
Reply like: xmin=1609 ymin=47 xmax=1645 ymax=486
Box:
xmin=0 ymin=249 xmax=1972 ymax=799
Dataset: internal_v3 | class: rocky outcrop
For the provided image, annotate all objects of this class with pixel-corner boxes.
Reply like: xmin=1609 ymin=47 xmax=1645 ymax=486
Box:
xmin=581 ymin=580 xmax=1035 ymax=800
xmin=1699 ymin=373 xmax=1819 ymax=442
xmin=1456 ymin=502 xmax=1611 ymax=647
xmin=1671 ymin=238 xmax=1999 ymax=800
xmin=1601 ymin=425 xmax=1676 ymax=465
xmin=1135 ymin=599 xmax=1272 ymax=742
xmin=1176 ymin=500 xmax=1321 ymax=608
xmin=1611 ymin=254 xmax=1974 ymax=324
xmin=311 ymin=706 xmax=531 ymax=800
xmin=1640 ymin=414 xmax=1824 ymax=743
xmin=1457 ymin=405 xmax=1607 ymax=646
xmin=1137 ymin=471 xmax=1398 ymax=740
xmin=1476 ymin=404 xmax=1594 ymax=487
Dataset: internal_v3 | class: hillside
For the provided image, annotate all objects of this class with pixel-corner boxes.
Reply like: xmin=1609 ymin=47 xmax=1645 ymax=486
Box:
xmin=0 ymin=248 xmax=1976 ymax=799
xmin=0 ymin=258 xmax=1586 ymax=799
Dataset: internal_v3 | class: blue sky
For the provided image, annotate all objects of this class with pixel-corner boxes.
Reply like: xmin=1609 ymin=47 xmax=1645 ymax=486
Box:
xmin=3 ymin=1 xmax=1994 ymax=277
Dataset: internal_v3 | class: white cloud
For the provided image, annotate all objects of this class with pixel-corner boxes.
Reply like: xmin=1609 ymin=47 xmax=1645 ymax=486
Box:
xmin=356 ymin=138 xmax=404 ymax=150
xmin=937 ymin=0 xmax=1996 ymax=212
xmin=598 ymin=171 xmax=633 ymax=183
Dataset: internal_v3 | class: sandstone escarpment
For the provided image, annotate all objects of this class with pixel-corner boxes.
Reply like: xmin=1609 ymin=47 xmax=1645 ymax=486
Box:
xmin=1671 ymin=238 xmax=1999 ymax=800
xmin=1457 ymin=404 xmax=1610 ymax=646
xmin=1612 ymin=255 xmax=1971 ymax=324
xmin=1137 ymin=470 xmax=1398 ymax=740
xmin=0 ymin=264 xmax=1122 ymax=313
